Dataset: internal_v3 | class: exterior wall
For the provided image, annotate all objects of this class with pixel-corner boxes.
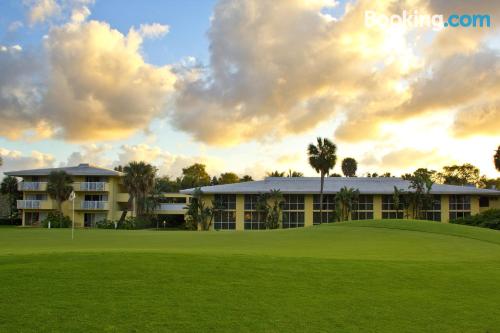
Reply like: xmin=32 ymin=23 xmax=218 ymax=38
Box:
xmin=18 ymin=175 xmax=128 ymax=227
xmin=236 ymin=194 xmax=244 ymax=231
xmin=373 ymin=195 xmax=382 ymax=220
xmin=304 ymin=194 xmax=313 ymax=227
xmin=198 ymin=193 xmax=498 ymax=230
xmin=440 ymin=195 xmax=450 ymax=223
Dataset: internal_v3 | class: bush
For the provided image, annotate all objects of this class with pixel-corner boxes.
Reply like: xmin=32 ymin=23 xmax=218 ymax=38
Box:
xmin=450 ymin=209 xmax=500 ymax=230
xmin=41 ymin=212 xmax=71 ymax=228
xmin=0 ymin=218 xmax=22 ymax=226
xmin=95 ymin=219 xmax=117 ymax=229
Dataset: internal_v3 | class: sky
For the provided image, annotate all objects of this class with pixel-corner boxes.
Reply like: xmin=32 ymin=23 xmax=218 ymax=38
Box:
xmin=0 ymin=0 xmax=498 ymax=179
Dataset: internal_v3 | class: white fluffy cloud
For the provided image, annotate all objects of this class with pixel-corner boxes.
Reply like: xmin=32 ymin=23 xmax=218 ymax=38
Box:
xmin=0 ymin=148 xmax=55 ymax=174
xmin=137 ymin=23 xmax=169 ymax=39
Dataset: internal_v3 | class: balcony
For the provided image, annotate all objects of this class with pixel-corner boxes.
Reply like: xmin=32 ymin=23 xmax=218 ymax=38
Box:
xmin=18 ymin=182 xmax=47 ymax=191
xmin=76 ymin=182 xmax=108 ymax=191
xmin=155 ymin=203 xmax=187 ymax=214
xmin=80 ymin=201 xmax=109 ymax=210
xmin=17 ymin=200 xmax=53 ymax=209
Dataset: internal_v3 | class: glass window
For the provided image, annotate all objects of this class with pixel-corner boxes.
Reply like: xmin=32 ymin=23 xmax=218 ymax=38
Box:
xmin=449 ymin=195 xmax=471 ymax=221
xmin=244 ymin=195 xmax=266 ymax=230
xmin=313 ymin=194 xmax=336 ymax=224
xmin=421 ymin=195 xmax=441 ymax=222
xmin=479 ymin=196 xmax=489 ymax=208
xmin=214 ymin=194 xmax=236 ymax=230
xmin=282 ymin=195 xmax=305 ymax=228
xmin=351 ymin=195 xmax=373 ymax=220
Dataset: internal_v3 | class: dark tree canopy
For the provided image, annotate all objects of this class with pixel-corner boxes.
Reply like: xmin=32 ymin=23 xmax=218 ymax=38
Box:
xmin=341 ymin=158 xmax=357 ymax=177
xmin=180 ymin=163 xmax=211 ymax=189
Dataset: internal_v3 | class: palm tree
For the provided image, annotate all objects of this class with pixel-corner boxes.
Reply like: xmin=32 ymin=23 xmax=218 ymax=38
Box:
xmin=335 ymin=186 xmax=359 ymax=221
xmin=257 ymin=189 xmax=284 ymax=229
xmin=118 ymin=161 xmax=157 ymax=223
xmin=47 ymin=171 xmax=74 ymax=212
xmin=240 ymin=175 xmax=253 ymax=182
xmin=267 ymin=170 xmax=285 ymax=177
xmin=308 ymin=137 xmax=337 ymax=224
xmin=1 ymin=176 xmax=20 ymax=224
xmin=287 ymin=170 xmax=304 ymax=177
xmin=495 ymin=146 xmax=500 ymax=172
xmin=392 ymin=186 xmax=404 ymax=219
xmin=341 ymin=158 xmax=357 ymax=177
xmin=185 ymin=188 xmax=214 ymax=230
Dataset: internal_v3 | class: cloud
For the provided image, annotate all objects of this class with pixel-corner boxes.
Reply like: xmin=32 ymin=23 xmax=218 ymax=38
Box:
xmin=115 ymin=144 xmax=223 ymax=178
xmin=40 ymin=19 xmax=176 ymax=141
xmin=0 ymin=45 xmax=47 ymax=140
xmin=64 ymin=144 xmax=113 ymax=166
xmin=26 ymin=0 xmax=61 ymax=25
xmin=8 ymin=21 xmax=24 ymax=32
xmin=137 ymin=23 xmax=169 ymax=39
xmin=0 ymin=148 xmax=55 ymax=174
xmin=453 ymin=101 xmax=500 ymax=138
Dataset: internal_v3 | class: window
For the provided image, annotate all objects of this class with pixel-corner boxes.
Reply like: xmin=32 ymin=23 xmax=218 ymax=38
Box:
xmin=24 ymin=212 xmax=40 ymax=226
xmin=352 ymin=195 xmax=374 ymax=220
xmin=421 ymin=195 xmax=441 ymax=222
xmin=479 ymin=196 xmax=489 ymax=208
xmin=313 ymin=194 xmax=336 ymax=224
xmin=244 ymin=194 xmax=266 ymax=230
xmin=84 ymin=213 xmax=107 ymax=228
xmin=214 ymin=194 xmax=236 ymax=230
xmin=381 ymin=195 xmax=404 ymax=219
xmin=449 ymin=195 xmax=471 ymax=220
xmin=84 ymin=194 xmax=107 ymax=201
xmin=282 ymin=194 xmax=305 ymax=228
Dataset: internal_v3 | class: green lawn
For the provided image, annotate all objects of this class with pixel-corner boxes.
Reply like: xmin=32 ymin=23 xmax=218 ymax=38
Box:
xmin=1 ymin=220 xmax=500 ymax=332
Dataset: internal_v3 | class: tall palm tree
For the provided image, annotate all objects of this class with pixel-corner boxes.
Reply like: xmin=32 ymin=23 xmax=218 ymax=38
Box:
xmin=495 ymin=146 xmax=500 ymax=172
xmin=335 ymin=186 xmax=359 ymax=221
xmin=1 ymin=176 xmax=20 ymax=224
xmin=118 ymin=161 xmax=157 ymax=223
xmin=47 ymin=171 xmax=74 ymax=212
xmin=308 ymin=137 xmax=337 ymax=224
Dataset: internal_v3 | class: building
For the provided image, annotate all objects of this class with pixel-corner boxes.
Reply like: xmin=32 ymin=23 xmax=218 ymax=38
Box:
xmin=5 ymin=164 xmax=189 ymax=227
xmin=180 ymin=177 xmax=500 ymax=230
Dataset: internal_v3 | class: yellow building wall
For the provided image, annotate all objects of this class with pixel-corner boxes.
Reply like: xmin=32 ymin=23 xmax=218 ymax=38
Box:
xmin=373 ymin=195 xmax=382 ymax=220
xmin=304 ymin=194 xmax=313 ymax=227
xmin=236 ymin=194 xmax=244 ymax=231
xmin=440 ymin=195 xmax=449 ymax=223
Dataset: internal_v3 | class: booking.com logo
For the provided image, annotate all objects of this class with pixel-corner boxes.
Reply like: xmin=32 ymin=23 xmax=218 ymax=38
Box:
xmin=365 ymin=10 xmax=491 ymax=31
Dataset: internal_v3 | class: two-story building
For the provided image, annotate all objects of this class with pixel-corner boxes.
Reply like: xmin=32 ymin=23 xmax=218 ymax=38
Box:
xmin=180 ymin=177 xmax=500 ymax=230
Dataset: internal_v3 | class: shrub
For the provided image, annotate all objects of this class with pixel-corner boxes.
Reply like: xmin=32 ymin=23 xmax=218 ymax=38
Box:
xmin=41 ymin=212 xmax=71 ymax=228
xmin=95 ymin=219 xmax=117 ymax=229
xmin=450 ymin=209 xmax=500 ymax=230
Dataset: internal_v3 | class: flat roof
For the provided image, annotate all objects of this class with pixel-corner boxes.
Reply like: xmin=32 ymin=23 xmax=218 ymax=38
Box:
xmin=180 ymin=177 xmax=500 ymax=196
xmin=4 ymin=163 xmax=123 ymax=177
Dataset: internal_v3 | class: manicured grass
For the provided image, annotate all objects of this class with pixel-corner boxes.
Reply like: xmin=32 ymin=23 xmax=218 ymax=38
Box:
xmin=1 ymin=220 xmax=500 ymax=332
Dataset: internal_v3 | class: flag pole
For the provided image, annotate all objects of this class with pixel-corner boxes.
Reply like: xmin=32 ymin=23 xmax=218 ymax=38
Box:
xmin=70 ymin=190 xmax=76 ymax=240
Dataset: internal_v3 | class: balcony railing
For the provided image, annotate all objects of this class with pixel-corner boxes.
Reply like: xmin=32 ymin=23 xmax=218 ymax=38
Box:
xmin=81 ymin=201 xmax=108 ymax=210
xmin=17 ymin=200 xmax=54 ymax=209
xmin=78 ymin=182 xmax=108 ymax=191
xmin=156 ymin=203 xmax=187 ymax=211
xmin=18 ymin=182 xmax=47 ymax=191
xmin=17 ymin=200 xmax=41 ymax=209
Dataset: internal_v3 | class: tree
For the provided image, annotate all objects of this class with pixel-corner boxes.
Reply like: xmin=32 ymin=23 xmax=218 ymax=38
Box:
xmin=402 ymin=168 xmax=436 ymax=182
xmin=155 ymin=176 xmax=180 ymax=193
xmin=257 ymin=189 xmax=284 ymax=229
xmin=308 ymin=137 xmax=337 ymax=224
xmin=329 ymin=173 xmax=342 ymax=177
xmin=392 ymin=186 xmax=405 ymax=219
xmin=495 ymin=146 xmax=500 ymax=172
xmin=1 ymin=176 xmax=20 ymax=224
xmin=47 ymin=171 xmax=74 ymax=212
xmin=218 ymin=172 xmax=240 ymax=185
xmin=267 ymin=170 xmax=285 ymax=177
xmin=211 ymin=176 xmax=219 ymax=185
xmin=287 ymin=170 xmax=304 ymax=177
xmin=341 ymin=158 xmax=357 ymax=177
xmin=114 ymin=165 xmax=124 ymax=172
xmin=240 ymin=175 xmax=253 ymax=182
xmin=437 ymin=164 xmax=481 ymax=186
xmin=406 ymin=173 xmax=434 ymax=219
xmin=335 ymin=186 xmax=359 ymax=221
xmin=185 ymin=188 xmax=215 ymax=230
xmin=180 ymin=163 xmax=211 ymax=189
xmin=118 ymin=161 xmax=157 ymax=223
